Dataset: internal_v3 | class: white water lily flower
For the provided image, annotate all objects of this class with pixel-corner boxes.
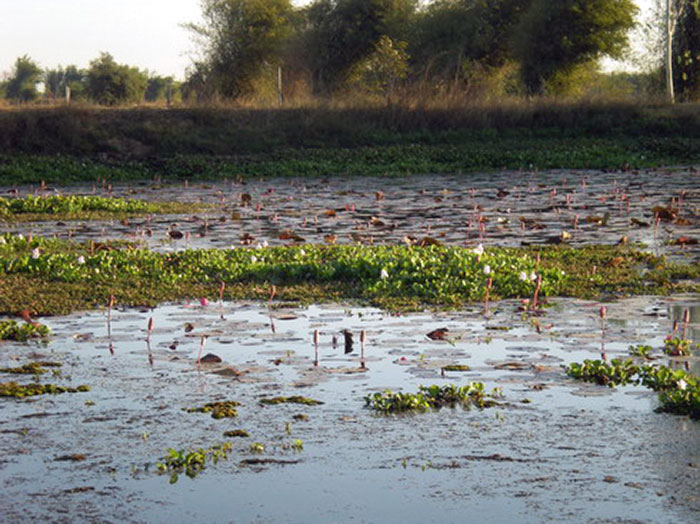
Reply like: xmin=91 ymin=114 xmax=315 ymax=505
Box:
xmin=250 ymin=255 xmax=258 ymax=263
xmin=16 ymin=234 xmax=24 ymax=240
xmin=77 ymin=255 xmax=86 ymax=265
xmin=519 ymin=271 xmax=528 ymax=281
xmin=472 ymin=243 xmax=484 ymax=256
xmin=300 ymin=249 xmax=306 ymax=256
xmin=483 ymin=265 xmax=492 ymax=275
xmin=529 ymin=271 xmax=537 ymax=281
xmin=31 ymin=247 xmax=40 ymax=259
xmin=678 ymin=379 xmax=687 ymax=391
xmin=0 ymin=237 xmax=5 ymax=245
xmin=380 ymin=268 xmax=389 ymax=280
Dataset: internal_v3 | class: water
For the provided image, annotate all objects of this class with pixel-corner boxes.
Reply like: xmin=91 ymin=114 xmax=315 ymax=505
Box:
xmin=1 ymin=297 xmax=698 ymax=523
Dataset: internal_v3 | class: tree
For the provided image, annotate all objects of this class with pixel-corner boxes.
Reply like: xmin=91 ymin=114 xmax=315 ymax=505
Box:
xmin=187 ymin=0 xmax=294 ymax=100
xmin=672 ymin=0 xmax=700 ymax=100
xmin=5 ymin=55 xmax=42 ymax=103
xmin=513 ymin=0 xmax=638 ymax=95
xmin=145 ymin=74 xmax=176 ymax=102
xmin=304 ymin=0 xmax=398 ymax=95
xmin=44 ymin=66 xmax=88 ymax=102
xmin=86 ymin=53 xmax=148 ymax=105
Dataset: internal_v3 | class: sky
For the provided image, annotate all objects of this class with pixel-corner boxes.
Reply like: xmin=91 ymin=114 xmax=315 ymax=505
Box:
xmin=0 ymin=0 xmax=656 ymax=81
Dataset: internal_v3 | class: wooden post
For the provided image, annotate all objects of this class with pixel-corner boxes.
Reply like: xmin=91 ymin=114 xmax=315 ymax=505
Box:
xmin=65 ymin=85 xmax=71 ymax=105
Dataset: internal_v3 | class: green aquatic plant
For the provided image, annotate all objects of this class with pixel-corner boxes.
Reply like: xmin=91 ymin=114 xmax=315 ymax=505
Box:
xmin=0 ymin=361 xmax=61 ymax=374
xmin=663 ymin=336 xmax=693 ymax=356
xmin=186 ymin=401 xmax=240 ymax=419
xmin=156 ymin=442 xmax=232 ymax=482
xmin=223 ymin=429 xmax=249 ymax=438
xmin=0 ymin=239 xmax=695 ymax=316
xmin=0 ymin=381 xmax=89 ymax=398
xmin=442 ymin=364 xmax=471 ymax=372
xmin=628 ymin=344 xmax=653 ymax=358
xmin=364 ymin=383 xmax=502 ymax=414
xmin=0 ymin=320 xmax=50 ymax=341
xmin=566 ymin=360 xmax=699 ymax=419
xmin=0 ymin=194 xmax=203 ymax=221
xmin=565 ymin=359 xmax=640 ymax=387
xmin=260 ymin=396 xmax=323 ymax=406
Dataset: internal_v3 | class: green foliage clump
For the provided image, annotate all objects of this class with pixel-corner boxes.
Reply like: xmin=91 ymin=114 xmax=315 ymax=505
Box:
xmin=566 ymin=358 xmax=640 ymax=387
xmin=0 ymin=320 xmax=50 ymax=341
xmin=663 ymin=336 xmax=694 ymax=356
xmin=566 ymin=359 xmax=699 ymax=419
xmin=156 ymin=442 xmax=232 ymax=482
xmin=86 ymin=53 xmax=148 ymax=106
xmin=0 ymin=361 xmax=61 ymax=375
xmin=0 ymin=195 xmax=157 ymax=216
xmin=186 ymin=401 xmax=241 ymax=419
xmin=364 ymin=383 xmax=501 ymax=414
xmin=0 ymin=381 xmax=89 ymax=398
xmin=5 ymin=55 xmax=42 ymax=103
xmin=260 ymin=395 xmax=323 ymax=405
xmin=223 ymin=429 xmax=249 ymax=438
xmin=512 ymin=0 xmax=638 ymax=94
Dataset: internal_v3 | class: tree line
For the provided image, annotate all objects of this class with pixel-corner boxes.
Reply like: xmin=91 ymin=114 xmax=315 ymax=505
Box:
xmin=2 ymin=0 xmax=699 ymax=106
xmin=0 ymin=53 xmax=178 ymax=106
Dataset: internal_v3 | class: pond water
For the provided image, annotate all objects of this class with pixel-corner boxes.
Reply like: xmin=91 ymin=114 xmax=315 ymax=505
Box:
xmin=3 ymin=167 xmax=699 ymax=261
xmin=1 ymin=296 xmax=698 ymax=523
xmin=0 ymin=168 xmax=698 ymax=522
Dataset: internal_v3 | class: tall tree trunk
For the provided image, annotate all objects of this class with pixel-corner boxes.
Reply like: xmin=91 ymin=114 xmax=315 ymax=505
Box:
xmin=666 ymin=0 xmax=676 ymax=103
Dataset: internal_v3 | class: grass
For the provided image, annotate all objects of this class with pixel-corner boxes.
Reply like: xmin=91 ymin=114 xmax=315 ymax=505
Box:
xmin=0 ymin=102 xmax=698 ymax=183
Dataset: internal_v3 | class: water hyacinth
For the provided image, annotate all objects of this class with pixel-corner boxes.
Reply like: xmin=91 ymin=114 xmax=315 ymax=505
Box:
xmin=380 ymin=268 xmax=389 ymax=280
xmin=77 ymin=255 xmax=86 ymax=265
xmin=31 ymin=247 xmax=40 ymax=259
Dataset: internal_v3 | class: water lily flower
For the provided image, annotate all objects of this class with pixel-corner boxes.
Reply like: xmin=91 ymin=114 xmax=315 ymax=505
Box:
xmin=16 ymin=234 xmax=24 ymax=240
xmin=250 ymin=255 xmax=258 ymax=263
xmin=519 ymin=271 xmax=528 ymax=281
xmin=0 ymin=237 xmax=5 ymax=245
xmin=77 ymin=255 xmax=86 ymax=265
xmin=472 ymin=243 xmax=484 ymax=256
xmin=677 ymin=379 xmax=687 ymax=391
xmin=300 ymin=248 xmax=306 ymax=256
xmin=529 ymin=271 xmax=537 ymax=281
xmin=31 ymin=247 xmax=40 ymax=259
xmin=483 ymin=265 xmax=492 ymax=275
xmin=200 ymin=297 xmax=208 ymax=307
xmin=380 ymin=268 xmax=389 ymax=280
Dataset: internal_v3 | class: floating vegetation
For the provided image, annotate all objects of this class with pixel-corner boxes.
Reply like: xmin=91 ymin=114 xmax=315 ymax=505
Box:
xmin=364 ymin=383 xmax=502 ymax=414
xmin=0 ymin=361 xmax=62 ymax=374
xmin=292 ymin=413 xmax=309 ymax=421
xmin=186 ymin=401 xmax=240 ymax=419
xmin=663 ymin=336 xmax=694 ymax=356
xmin=628 ymin=344 xmax=653 ymax=358
xmin=249 ymin=442 xmax=265 ymax=454
xmin=223 ymin=429 xmax=249 ymax=438
xmin=442 ymin=364 xmax=471 ymax=372
xmin=260 ymin=396 xmax=323 ymax=406
xmin=566 ymin=360 xmax=699 ymax=419
xmin=0 ymin=320 xmax=50 ymax=341
xmin=565 ymin=359 xmax=640 ymax=387
xmin=0 ymin=237 xmax=694 ymax=316
xmin=0 ymin=381 xmax=89 ymax=398
xmin=0 ymin=195 xmax=201 ymax=222
xmin=156 ymin=442 xmax=232 ymax=483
